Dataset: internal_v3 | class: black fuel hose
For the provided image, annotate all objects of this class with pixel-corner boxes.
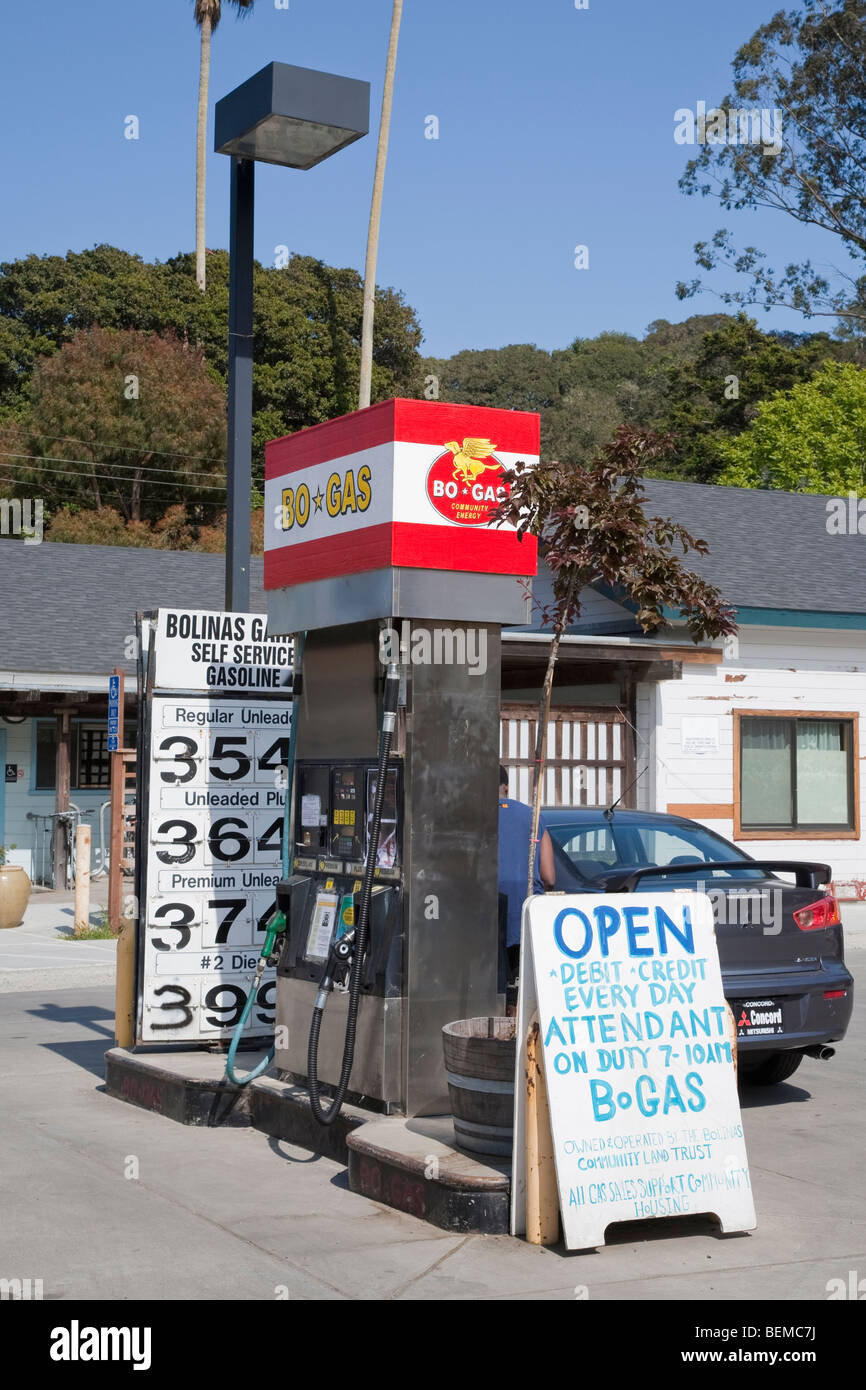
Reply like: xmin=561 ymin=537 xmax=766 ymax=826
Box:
xmin=307 ymin=662 xmax=400 ymax=1126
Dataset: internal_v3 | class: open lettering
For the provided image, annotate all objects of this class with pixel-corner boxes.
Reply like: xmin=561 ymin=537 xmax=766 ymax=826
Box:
xmin=554 ymin=903 xmax=694 ymax=959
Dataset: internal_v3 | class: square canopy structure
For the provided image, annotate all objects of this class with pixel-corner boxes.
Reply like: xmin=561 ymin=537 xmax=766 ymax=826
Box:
xmin=264 ymin=398 xmax=540 ymax=632
xmin=214 ymin=62 xmax=370 ymax=170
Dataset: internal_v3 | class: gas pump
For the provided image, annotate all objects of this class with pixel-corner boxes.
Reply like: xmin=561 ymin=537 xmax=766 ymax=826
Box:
xmin=264 ymin=398 xmax=541 ymax=1120
xmin=276 ymin=659 xmax=404 ymax=1118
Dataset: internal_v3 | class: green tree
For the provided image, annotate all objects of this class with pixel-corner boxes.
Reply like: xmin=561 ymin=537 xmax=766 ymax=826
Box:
xmin=0 ymin=246 xmax=423 ymax=479
xmin=44 ymin=507 xmax=155 ymax=547
xmin=717 ymin=359 xmax=866 ymax=493
xmin=12 ymin=327 xmax=226 ymax=521
xmin=42 ymin=503 xmax=264 ymax=552
xmin=545 ymin=333 xmax=657 ymax=462
xmin=543 ymin=383 xmax=634 ymax=466
xmin=0 ymin=246 xmax=189 ymax=416
xmin=642 ymin=314 xmax=731 ymax=352
xmin=493 ymin=427 xmax=737 ymax=893
xmin=192 ymin=1 xmax=255 ymax=293
xmin=677 ymin=0 xmax=866 ymax=330
xmin=422 ymin=326 xmax=736 ymax=469
xmin=422 ymin=338 xmax=650 ymax=466
xmin=422 ymin=344 xmax=561 ymax=414
xmin=650 ymin=314 xmax=861 ymax=480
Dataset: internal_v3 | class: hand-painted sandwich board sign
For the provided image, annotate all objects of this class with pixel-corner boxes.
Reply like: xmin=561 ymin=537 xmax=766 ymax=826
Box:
xmin=511 ymin=892 xmax=756 ymax=1249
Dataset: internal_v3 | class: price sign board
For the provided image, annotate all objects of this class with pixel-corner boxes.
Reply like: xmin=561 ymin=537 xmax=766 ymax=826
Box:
xmin=135 ymin=611 xmax=293 ymax=1044
xmin=511 ymin=892 xmax=756 ymax=1249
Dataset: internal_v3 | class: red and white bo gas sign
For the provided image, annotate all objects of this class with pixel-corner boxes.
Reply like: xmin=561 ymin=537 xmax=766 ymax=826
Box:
xmin=263 ymin=398 xmax=540 ymax=589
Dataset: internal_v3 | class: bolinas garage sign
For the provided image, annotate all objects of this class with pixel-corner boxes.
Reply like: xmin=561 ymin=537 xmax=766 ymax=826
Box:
xmin=263 ymin=399 xmax=539 ymax=590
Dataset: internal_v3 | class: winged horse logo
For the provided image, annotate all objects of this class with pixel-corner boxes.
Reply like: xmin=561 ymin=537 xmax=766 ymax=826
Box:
xmin=443 ymin=438 xmax=501 ymax=484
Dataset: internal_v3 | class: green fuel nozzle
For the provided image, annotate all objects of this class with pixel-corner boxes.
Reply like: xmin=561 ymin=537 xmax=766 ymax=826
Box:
xmin=261 ymin=910 xmax=287 ymax=965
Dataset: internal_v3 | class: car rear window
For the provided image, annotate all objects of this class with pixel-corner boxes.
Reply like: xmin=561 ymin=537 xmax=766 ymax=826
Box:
xmin=548 ymin=818 xmax=766 ymax=882
xmin=552 ymin=825 xmax=620 ymax=874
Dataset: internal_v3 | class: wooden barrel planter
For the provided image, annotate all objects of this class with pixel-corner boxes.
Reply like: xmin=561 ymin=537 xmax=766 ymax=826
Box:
xmin=442 ymin=1017 xmax=517 ymax=1157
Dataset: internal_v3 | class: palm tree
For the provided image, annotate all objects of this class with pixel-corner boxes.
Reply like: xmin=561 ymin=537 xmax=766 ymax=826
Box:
xmin=358 ymin=1 xmax=403 ymax=409
xmin=193 ymin=1 xmax=255 ymax=293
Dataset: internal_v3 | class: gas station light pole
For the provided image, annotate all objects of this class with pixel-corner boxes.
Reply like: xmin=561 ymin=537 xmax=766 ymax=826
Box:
xmin=215 ymin=62 xmax=370 ymax=612
xmin=225 ymin=155 xmax=255 ymax=615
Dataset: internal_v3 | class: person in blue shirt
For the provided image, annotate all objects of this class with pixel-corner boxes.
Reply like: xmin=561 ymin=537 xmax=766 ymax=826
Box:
xmin=498 ymin=765 xmax=554 ymax=1008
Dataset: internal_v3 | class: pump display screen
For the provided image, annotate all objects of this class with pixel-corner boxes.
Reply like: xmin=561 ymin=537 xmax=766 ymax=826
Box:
xmin=292 ymin=760 xmax=402 ymax=876
xmin=330 ymin=767 xmax=363 ymax=861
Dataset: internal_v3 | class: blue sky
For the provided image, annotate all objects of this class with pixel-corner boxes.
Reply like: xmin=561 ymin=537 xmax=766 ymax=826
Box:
xmin=0 ymin=0 xmax=845 ymax=358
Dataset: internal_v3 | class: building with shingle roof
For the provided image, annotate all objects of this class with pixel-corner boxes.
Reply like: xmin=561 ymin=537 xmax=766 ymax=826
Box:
xmin=1 ymin=476 xmax=864 ymax=894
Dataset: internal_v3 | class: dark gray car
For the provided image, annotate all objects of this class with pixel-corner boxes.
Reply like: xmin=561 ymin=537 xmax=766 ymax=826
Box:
xmin=542 ymin=808 xmax=853 ymax=1086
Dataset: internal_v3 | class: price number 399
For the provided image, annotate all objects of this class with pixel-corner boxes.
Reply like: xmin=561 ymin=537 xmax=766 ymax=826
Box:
xmin=143 ymin=976 xmax=276 ymax=1037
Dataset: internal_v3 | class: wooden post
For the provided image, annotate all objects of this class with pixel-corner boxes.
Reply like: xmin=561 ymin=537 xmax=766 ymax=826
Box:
xmin=726 ymin=1001 xmax=739 ymax=1079
xmin=110 ymin=669 xmax=137 ymax=1046
xmin=525 ymin=1016 xmax=560 ymax=1245
xmin=621 ymin=673 xmax=637 ymax=807
xmin=115 ymin=920 xmax=136 ymax=1047
xmin=73 ymin=824 xmax=91 ymax=936
xmin=53 ymin=710 xmax=71 ymax=889
xmin=108 ymin=669 xmax=125 ymax=933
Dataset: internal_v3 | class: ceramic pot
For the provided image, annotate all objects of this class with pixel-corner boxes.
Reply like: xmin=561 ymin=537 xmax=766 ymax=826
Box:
xmin=0 ymin=865 xmax=31 ymax=929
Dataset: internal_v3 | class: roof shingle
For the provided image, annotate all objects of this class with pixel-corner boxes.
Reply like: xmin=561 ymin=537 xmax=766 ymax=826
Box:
xmin=1 ymin=478 xmax=863 ymax=676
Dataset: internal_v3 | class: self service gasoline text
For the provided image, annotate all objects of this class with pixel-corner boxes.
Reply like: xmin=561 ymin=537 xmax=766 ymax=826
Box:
xmin=164 ymin=615 xmax=291 ymax=687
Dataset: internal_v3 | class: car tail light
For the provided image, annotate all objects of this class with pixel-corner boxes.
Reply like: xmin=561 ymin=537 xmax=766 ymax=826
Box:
xmin=824 ymin=990 xmax=847 ymax=999
xmin=793 ymin=895 xmax=841 ymax=931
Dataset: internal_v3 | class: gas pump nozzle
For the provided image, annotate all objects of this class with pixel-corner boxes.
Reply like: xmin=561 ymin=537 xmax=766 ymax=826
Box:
xmin=314 ymin=926 xmax=357 ymax=1007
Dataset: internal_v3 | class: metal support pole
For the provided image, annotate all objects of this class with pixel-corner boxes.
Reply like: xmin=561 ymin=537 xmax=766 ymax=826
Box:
xmin=225 ymin=155 xmax=255 ymax=613
xmin=53 ymin=710 xmax=71 ymax=889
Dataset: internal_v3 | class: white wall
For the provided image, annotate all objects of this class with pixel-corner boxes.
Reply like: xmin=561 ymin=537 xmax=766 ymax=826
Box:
xmin=1 ymin=719 xmax=112 ymax=881
xmin=645 ymin=626 xmax=866 ymax=893
xmin=635 ymin=680 xmax=658 ymax=812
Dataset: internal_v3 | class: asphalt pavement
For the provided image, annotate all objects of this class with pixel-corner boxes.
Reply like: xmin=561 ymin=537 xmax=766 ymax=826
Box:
xmin=0 ymin=944 xmax=862 ymax=1301
xmin=0 ymin=881 xmax=116 ymax=994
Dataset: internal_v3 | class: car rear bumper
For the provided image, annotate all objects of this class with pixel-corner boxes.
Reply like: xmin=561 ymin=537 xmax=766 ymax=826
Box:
xmin=722 ymin=961 xmax=853 ymax=1052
